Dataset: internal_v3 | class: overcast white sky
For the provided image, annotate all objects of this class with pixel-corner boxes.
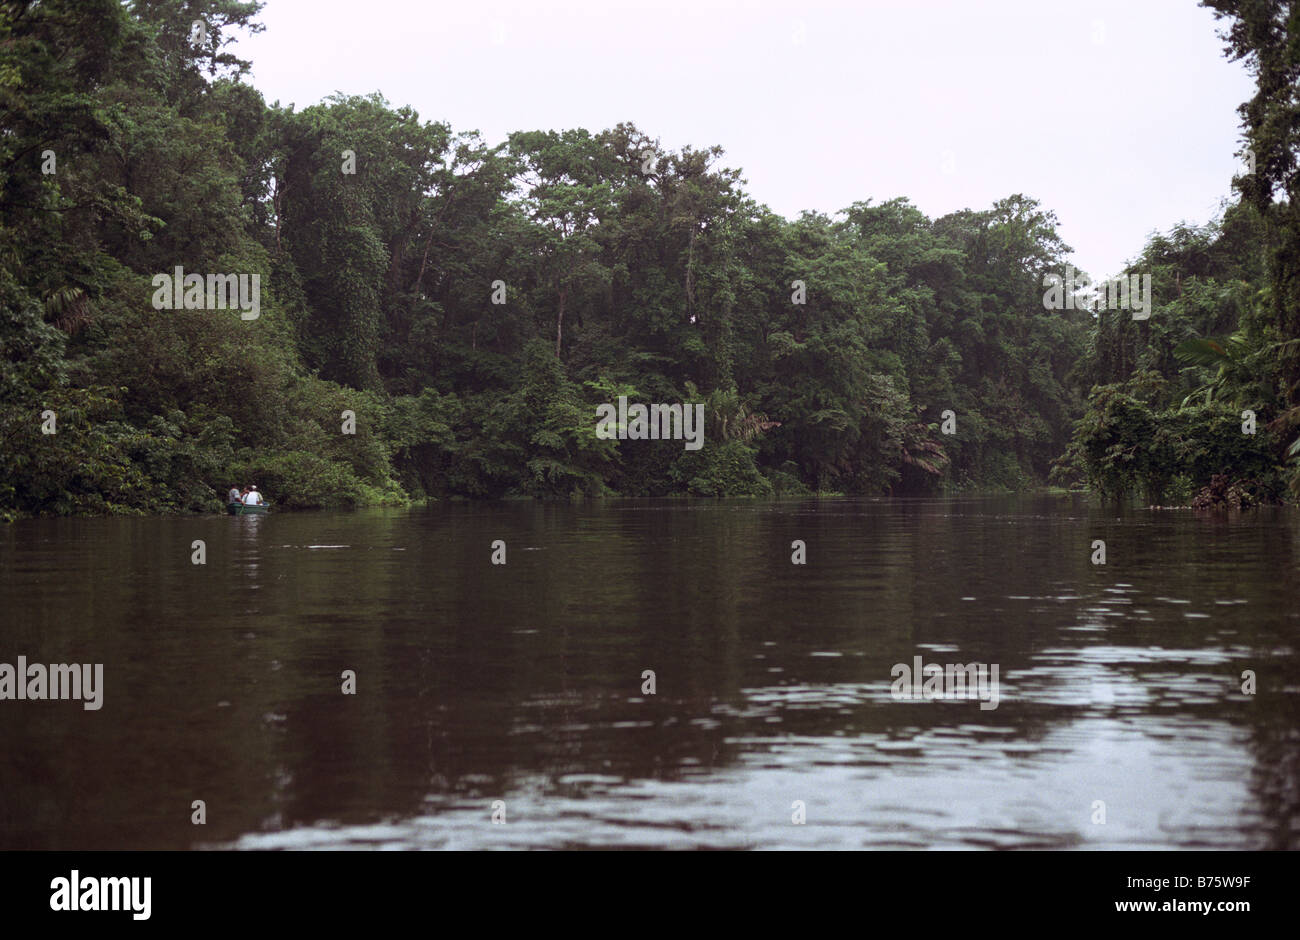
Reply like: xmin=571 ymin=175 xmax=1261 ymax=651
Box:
xmin=232 ymin=0 xmax=1254 ymax=280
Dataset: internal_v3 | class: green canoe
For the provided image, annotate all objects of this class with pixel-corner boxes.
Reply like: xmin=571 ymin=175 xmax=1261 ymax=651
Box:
xmin=227 ymin=501 xmax=269 ymax=515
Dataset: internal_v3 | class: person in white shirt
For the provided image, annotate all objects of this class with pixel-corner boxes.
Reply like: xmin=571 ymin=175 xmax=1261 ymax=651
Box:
xmin=243 ymin=486 xmax=264 ymax=505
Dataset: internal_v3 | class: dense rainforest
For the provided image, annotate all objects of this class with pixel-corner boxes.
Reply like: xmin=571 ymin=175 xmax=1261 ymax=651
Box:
xmin=2 ymin=0 xmax=1299 ymax=518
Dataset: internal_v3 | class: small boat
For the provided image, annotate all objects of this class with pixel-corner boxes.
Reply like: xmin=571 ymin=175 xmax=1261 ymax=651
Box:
xmin=227 ymin=501 xmax=269 ymax=515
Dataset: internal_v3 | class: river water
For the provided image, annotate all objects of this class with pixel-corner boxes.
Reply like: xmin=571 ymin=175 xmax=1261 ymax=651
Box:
xmin=1 ymin=496 xmax=1297 ymax=849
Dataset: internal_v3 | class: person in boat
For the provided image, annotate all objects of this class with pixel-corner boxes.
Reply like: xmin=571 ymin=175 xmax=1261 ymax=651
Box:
xmin=227 ymin=485 xmax=241 ymax=504
xmin=242 ymin=485 xmax=264 ymax=506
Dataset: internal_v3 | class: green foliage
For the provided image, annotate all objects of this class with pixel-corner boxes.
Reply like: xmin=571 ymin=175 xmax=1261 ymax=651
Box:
xmin=1055 ymin=373 xmax=1282 ymax=504
xmin=228 ymin=450 xmax=404 ymax=510
xmin=2 ymin=1 xmax=1295 ymax=516
xmin=2 ymin=386 xmax=160 ymax=516
xmin=669 ymin=439 xmax=773 ymax=497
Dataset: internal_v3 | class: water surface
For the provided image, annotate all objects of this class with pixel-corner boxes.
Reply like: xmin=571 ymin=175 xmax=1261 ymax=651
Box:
xmin=1 ymin=496 xmax=1297 ymax=849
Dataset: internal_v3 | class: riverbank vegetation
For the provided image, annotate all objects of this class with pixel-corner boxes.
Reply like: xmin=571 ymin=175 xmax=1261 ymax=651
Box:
xmin=3 ymin=0 xmax=1297 ymax=517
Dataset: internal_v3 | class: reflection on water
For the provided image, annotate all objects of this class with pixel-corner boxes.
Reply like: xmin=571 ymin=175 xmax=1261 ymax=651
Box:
xmin=0 ymin=496 xmax=1297 ymax=849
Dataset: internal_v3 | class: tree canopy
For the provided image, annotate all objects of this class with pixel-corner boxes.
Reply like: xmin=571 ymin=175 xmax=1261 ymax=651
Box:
xmin=1 ymin=0 xmax=1296 ymax=517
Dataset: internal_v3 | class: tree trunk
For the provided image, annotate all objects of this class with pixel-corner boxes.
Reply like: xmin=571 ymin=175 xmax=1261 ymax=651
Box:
xmin=556 ymin=288 xmax=567 ymax=359
xmin=272 ymin=180 xmax=283 ymax=254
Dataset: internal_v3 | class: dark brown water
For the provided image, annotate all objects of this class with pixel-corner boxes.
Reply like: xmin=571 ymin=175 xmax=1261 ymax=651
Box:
xmin=1 ymin=496 xmax=1297 ymax=849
